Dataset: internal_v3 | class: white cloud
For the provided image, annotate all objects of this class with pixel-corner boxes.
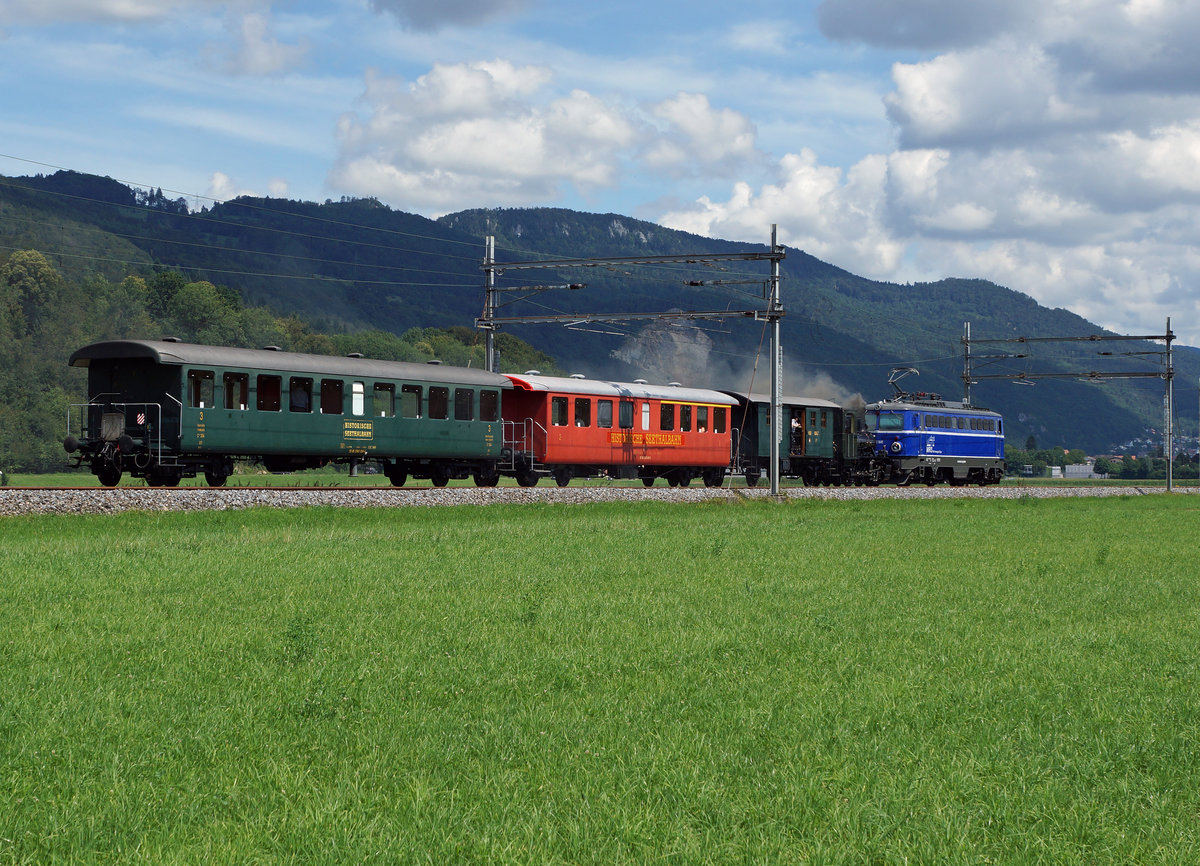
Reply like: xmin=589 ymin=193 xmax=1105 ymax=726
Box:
xmin=647 ymin=92 xmax=759 ymax=172
xmin=659 ymin=149 xmax=904 ymax=276
xmin=206 ymin=170 xmax=256 ymax=201
xmin=220 ymin=12 xmax=308 ymax=76
xmin=331 ymin=61 xmax=639 ymax=212
xmin=886 ymin=41 xmax=1094 ymax=148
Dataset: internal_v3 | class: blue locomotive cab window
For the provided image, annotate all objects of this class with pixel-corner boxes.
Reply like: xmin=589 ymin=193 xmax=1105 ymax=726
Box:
xmin=455 ymin=389 xmax=474 ymax=421
xmin=429 ymin=387 xmax=449 ymax=420
xmin=481 ymin=390 xmax=499 ymax=422
xmin=401 ymin=385 xmax=421 ymax=418
xmin=320 ymin=379 xmax=343 ymax=415
xmin=374 ymin=384 xmax=394 ymax=417
xmin=876 ymin=413 xmax=903 ymax=430
xmin=289 ymin=378 xmax=312 ymax=413
xmin=552 ymin=396 xmax=568 ymax=426
xmin=223 ymin=372 xmax=248 ymax=410
xmin=258 ymin=375 xmax=281 ymax=412
xmin=188 ymin=370 xmax=214 ymax=408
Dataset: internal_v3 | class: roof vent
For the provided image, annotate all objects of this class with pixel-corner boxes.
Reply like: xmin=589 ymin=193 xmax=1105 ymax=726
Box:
xmin=570 ymin=373 xmax=586 ymax=379
xmin=669 ymin=381 xmax=683 ymax=387
xmin=524 ymin=370 xmax=541 ymax=375
xmin=262 ymin=345 xmax=281 ymax=351
xmin=162 ymin=336 xmax=181 ymax=343
xmin=347 ymin=352 xmax=364 ymax=359
xmin=427 ymin=359 xmax=442 ymax=365
xmin=633 ymin=378 xmax=648 ymax=384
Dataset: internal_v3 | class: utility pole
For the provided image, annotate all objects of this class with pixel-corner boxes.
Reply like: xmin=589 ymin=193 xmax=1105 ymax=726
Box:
xmin=1166 ymin=317 xmax=1174 ymax=492
xmin=768 ymin=224 xmax=784 ymax=496
xmin=483 ymin=235 xmax=496 ymax=372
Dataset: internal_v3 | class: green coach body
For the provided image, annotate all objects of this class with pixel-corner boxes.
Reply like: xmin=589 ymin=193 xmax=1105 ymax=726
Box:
xmin=66 ymin=339 xmax=510 ymax=487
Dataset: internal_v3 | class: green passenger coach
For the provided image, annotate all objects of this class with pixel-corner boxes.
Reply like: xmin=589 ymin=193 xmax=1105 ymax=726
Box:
xmin=65 ymin=339 xmax=511 ymax=487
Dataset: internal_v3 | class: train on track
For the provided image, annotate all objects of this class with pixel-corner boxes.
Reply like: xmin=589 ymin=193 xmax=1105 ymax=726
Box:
xmin=63 ymin=339 xmax=1005 ymax=488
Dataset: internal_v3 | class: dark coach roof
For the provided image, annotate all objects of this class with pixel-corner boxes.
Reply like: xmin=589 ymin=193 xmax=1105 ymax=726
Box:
xmin=68 ymin=339 xmax=512 ymax=388
xmin=721 ymin=390 xmax=842 ymax=410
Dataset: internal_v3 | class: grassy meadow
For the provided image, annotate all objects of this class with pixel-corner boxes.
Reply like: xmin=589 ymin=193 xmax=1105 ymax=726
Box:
xmin=2 ymin=495 xmax=1199 ymax=863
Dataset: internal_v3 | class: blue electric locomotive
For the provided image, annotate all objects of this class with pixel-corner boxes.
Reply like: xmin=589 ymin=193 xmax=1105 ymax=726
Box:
xmin=864 ymin=391 xmax=1005 ymax=486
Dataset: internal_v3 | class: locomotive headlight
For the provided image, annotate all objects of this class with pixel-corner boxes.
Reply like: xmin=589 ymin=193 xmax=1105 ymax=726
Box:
xmin=890 ymin=440 xmax=902 ymax=453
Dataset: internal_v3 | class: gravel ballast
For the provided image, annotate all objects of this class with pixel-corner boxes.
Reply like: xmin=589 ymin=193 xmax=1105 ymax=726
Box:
xmin=0 ymin=484 xmax=1186 ymax=516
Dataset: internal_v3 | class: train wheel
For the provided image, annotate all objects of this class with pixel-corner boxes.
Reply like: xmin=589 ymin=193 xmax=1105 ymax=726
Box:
xmin=641 ymin=474 xmax=656 ymax=487
xmin=205 ymin=460 xmax=232 ymax=487
xmin=97 ymin=461 xmax=122 ymax=487
xmin=703 ymin=468 xmax=724 ymax=487
xmin=387 ymin=468 xmax=408 ymax=487
xmin=744 ymin=469 xmax=760 ymax=487
xmin=473 ymin=468 xmax=500 ymax=487
xmin=552 ymin=468 xmax=572 ymax=487
xmin=430 ymin=465 xmax=451 ymax=487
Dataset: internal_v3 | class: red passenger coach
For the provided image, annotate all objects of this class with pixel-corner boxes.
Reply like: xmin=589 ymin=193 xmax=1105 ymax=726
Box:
xmin=501 ymin=373 xmax=737 ymax=487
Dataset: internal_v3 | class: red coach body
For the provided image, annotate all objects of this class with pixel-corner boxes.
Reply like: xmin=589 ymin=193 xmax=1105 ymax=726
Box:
xmin=502 ymin=373 xmax=737 ymax=487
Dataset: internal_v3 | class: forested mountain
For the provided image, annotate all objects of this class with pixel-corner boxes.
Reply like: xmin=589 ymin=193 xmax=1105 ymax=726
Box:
xmin=1 ymin=169 xmax=1195 ymax=457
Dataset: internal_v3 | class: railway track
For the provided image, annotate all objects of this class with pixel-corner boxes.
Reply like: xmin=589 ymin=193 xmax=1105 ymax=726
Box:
xmin=0 ymin=483 xmax=1184 ymax=516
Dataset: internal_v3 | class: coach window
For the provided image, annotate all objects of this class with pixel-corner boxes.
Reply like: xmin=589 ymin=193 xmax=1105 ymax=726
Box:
xmin=480 ymin=389 xmax=499 ymax=422
xmin=680 ymin=405 xmax=692 ymax=432
xmin=598 ymin=399 xmax=613 ymax=428
xmin=223 ymin=372 xmax=248 ymax=410
xmin=697 ymin=406 xmax=709 ymax=432
xmin=188 ymin=370 xmax=214 ymax=409
xmin=429 ymin=387 xmax=449 ymax=420
xmin=661 ymin=403 xmax=675 ymax=431
xmin=641 ymin=402 xmax=650 ymax=431
xmin=257 ymin=375 xmax=281 ymax=411
xmin=455 ymin=388 xmax=474 ymax=421
xmin=351 ymin=382 xmax=365 ymax=417
xmin=575 ymin=398 xmax=591 ymax=427
xmin=320 ymin=379 xmax=343 ymax=415
xmin=400 ymin=384 xmax=421 ymax=418
xmin=618 ymin=400 xmax=634 ymax=430
xmin=375 ymin=383 xmax=395 ymax=417
xmin=714 ymin=407 xmax=727 ymax=434
xmin=289 ymin=377 xmax=312 ymax=413
xmin=552 ymin=396 xmax=568 ymax=426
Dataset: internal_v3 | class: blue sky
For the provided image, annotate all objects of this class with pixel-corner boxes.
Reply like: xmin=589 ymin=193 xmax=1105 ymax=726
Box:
xmin=3 ymin=0 xmax=1199 ymax=344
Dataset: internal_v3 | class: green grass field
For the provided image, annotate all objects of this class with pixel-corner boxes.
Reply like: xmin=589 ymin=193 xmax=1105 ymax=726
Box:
xmin=2 ymin=496 xmax=1198 ymax=863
